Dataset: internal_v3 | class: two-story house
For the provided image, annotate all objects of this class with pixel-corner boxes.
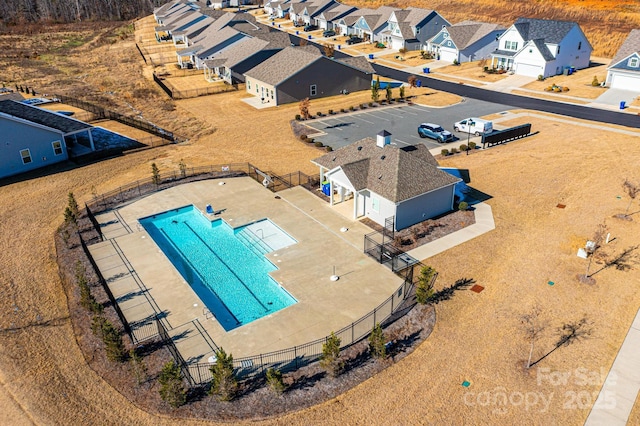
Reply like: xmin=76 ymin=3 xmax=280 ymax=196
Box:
xmin=380 ymin=7 xmax=450 ymax=50
xmin=490 ymin=18 xmax=592 ymax=78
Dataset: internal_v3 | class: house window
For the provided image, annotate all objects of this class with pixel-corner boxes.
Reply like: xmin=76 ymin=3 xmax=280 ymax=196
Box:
xmin=505 ymin=40 xmax=518 ymax=50
xmin=557 ymin=45 xmax=561 ymax=54
xmin=52 ymin=140 xmax=63 ymax=156
xmin=20 ymin=149 xmax=32 ymax=164
xmin=270 ymin=89 xmax=274 ymax=99
xmin=629 ymin=57 xmax=639 ymax=68
xmin=310 ymin=84 xmax=317 ymax=96
xmin=578 ymin=41 xmax=582 ymax=50
xmin=416 ymin=26 xmax=420 ymax=34
xmin=372 ymin=197 xmax=379 ymax=212
xmin=248 ymin=81 xmax=251 ymax=90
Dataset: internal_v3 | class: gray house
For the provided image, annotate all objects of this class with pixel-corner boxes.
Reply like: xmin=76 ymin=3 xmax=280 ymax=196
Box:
xmin=243 ymin=46 xmax=374 ymax=105
xmin=380 ymin=7 xmax=450 ymax=50
xmin=428 ymin=21 xmax=505 ymax=63
xmin=312 ymin=131 xmax=460 ymax=231
xmin=0 ymin=100 xmax=94 ymax=179
xmin=606 ymin=29 xmax=640 ymax=91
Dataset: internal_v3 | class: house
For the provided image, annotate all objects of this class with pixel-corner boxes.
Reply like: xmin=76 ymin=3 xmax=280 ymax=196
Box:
xmin=605 ymin=29 xmax=640 ymax=91
xmin=311 ymin=131 xmax=460 ymax=231
xmin=171 ymin=14 xmax=216 ymax=47
xmin=379 ymin=7 xmax=450 ymax=50
xmin=0 ymin=100 xmax=94 ymax=179
xmin=209 ymin=0 xmax=230 ymax=9
xmin=290 ymin=0 xmax=336 ymax=26
xmin=155 ymin=9 xmax=201 ymax=42
xmin=334 ymin=11 xmax=362 ymax=37
xmin=314 ymin=3 xmax=356 ymax=30
xmin=350 ymin=6 xmax=398 ymax=43
xmin=154 ymin=1 xmax=200 ymax=25
xmin=203 ymin=31 xmax=291 ymax=83
xmin=427 ymin=21 xmax=505 ymax=63
xmin=243 ymin=46 xmax=374 ymax=105
xmin=177 ymin=25 xmax=247 ymax=68
xmin=490 ymin=18 xmax=592 ymax=78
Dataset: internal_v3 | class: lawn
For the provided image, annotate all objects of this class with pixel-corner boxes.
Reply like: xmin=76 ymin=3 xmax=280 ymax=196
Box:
xmin=1 ymin=11 xmax=640 ymax=426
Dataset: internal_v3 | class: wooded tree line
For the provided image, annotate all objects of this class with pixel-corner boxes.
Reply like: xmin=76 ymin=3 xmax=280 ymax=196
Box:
xmin=0 ymin=0 xmax=168 ymax=24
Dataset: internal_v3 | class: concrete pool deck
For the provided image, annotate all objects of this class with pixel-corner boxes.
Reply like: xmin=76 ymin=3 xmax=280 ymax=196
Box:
xmin=89 ymin=177 xmax=403 ymax=365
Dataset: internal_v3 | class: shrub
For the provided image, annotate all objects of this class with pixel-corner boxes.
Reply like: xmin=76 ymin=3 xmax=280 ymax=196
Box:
xmin=178 ymin=159 xmax=187 ymax=178
xmin=159 ymin=361 xmax=186 ymax=408
xmin=325 ymin=146 xmax=333 ymax=152
xmin=299 ymin=134 xmax=308 ymax=141
xmin=320 ymin=332 xmax=343 ymax=377
xmin=317 ymin=111 xmax=322 ymax=116
xmin=544 ymin=86 xmax=552 ymax=92
xmin=441 ymin=148 xmax=449 ymax=156
xmin=483 ymin=66 xmax=489 ymax=72
xmin=416 ymin=266 xmax=437 ymax=304
xmin=295 ymin=114 xmax=301 ymax=120
xmin=537 ymin=74 xmax=544 ymax=81
xmin=360 ymin=103 xmax=366 ymax=109
xmin=468 ymin=141 xmax=476 ymax=150
xmin=592 ymin=76 xmax=600 ymax=87
xmin=349 ymin=105 xmax=354 ymax=111
xmin=266 ymin=368 xmax=286 ymax=394
xmin=209 ymin=348 xmax=238 ymax=401
xmin=453 ymin=59 xmax=459 ymax=65
xmin=451 ymin=147 xmax=458 ymax=154
xmin=553 ymin=86 xmax=561 ymax=92
xmin=562 ymin=86 xmax=569 ymax=92
xmin=399 ymin=86 xmax=405 ymax=100
xmin=398 ymin=47 xmax=407 ymax=54
xmin=129 ymin=348 xmax=148 ymax=385
xmin=151 ymin=163 xmax=160 ymax=185
xmin=368 ymin=323 xmax=387 ymax=359
xmin=459 ymin=144 xmax=468 ymax=152
xmin=459 ymin=201 xmax=469 ymax=211
xmin=307 ymin=138 xmax=314 ymax=143
xmin=91 ymin=316 xmax=125 ymax=362
xmin=368 ymin=102 xmax=373 ymax=107
xmin=314 ymin=141 xmax=324 ymax=148
xmin=328 ymin=109 xmax=333 ymax=114
xmin=76 ymin=262 xmax=103 ymax=314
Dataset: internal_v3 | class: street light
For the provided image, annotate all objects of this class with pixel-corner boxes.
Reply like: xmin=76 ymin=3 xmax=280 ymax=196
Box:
xmin=466 ymin=120 xmax=473 ymax=156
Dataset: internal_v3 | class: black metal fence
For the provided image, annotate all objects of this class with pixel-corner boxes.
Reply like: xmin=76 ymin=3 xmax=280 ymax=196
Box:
xmin=482 ymin=123 xmax=532 ymax=148
xmin=152 ymin=73 xmax=240 ymax=99
xmin=53 ymin=94 xmax=182 ymax=142
xmin=182 ymin=271 xmax=415 ymax=385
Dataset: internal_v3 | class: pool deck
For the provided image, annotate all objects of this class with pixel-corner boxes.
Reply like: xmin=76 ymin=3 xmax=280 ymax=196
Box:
xmin=89 ymin=177 xmax=403 ymax=364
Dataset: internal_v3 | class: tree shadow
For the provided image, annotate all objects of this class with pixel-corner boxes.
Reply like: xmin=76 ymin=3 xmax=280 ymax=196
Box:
xmin=428 ymin=277 xmax=475 ymax=304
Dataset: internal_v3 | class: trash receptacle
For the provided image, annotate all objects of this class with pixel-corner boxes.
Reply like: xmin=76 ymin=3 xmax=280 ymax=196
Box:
xmin=368 ymin=54 xmax=374 ymax=60
xmin=308 ymin=35 xmax=312 ymax=40
xmin=337 ymin=44 xmax=341 ymax=50
xmin=295 ymin=30 xmax=299 ymax=35
xmin=423 ymin=67 xmax=430 ymax=74
xmin=416 ymin=80 xmax=422 ymax=87
xmin=620 ymin=101 xmax=626 ymax=110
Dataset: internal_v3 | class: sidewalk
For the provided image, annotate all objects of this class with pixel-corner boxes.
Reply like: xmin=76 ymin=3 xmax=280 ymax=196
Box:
xmin=584 ymin=308 xmax=640 ymax=426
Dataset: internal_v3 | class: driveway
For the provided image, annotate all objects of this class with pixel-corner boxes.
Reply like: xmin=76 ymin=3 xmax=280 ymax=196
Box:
xmin=594 ymin=88 xmax=640 ymax=107
xmin=304 ymin=99 xmax=512 ymax=150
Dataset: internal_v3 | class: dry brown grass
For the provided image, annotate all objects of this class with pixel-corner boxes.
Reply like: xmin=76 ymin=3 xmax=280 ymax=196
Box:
xmin=1 ymin=14 xmax=640 ymax=426
xmin=377 ymin=50 xmax=429 ymax=67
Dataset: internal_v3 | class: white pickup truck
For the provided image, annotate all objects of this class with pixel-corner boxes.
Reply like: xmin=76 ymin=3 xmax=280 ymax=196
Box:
xmin=453 ymin=118 xmax=493 ymax=136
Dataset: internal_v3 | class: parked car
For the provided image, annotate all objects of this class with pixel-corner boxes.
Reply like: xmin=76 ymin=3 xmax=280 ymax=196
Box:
xmin=304 ymin=24 xmax=318 ymax=32
xmin=417 ymin=123 xmax=453 ymax=143
xmin=453 ymin=117 xmax=493 ymax=136
xmin=322 ymin=29 xmax=336 ymax=37
xmin=346 ymin=36 xmax=363 ymax=45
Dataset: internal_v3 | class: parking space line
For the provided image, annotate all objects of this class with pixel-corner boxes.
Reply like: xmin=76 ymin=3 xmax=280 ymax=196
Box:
xmin=352 ymin=116 xmax=375 ymax=124
xmin=375 ymin=109 xmax=404 ymax=118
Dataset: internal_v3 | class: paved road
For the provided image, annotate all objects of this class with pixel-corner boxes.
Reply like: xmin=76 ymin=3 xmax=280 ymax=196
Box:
xmin=369 ymin=62 xmax=640 ymax=129
xmin=306 ymin=100 xmax=510 ymax=150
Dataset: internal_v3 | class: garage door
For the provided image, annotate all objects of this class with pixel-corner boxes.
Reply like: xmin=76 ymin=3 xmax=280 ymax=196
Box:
xmin=439 ymin=47 xmax=457 ymax=63
xmin=610 ymin=73 xmax=640 ymax=90
xmin=515 ymin=63 xmax=542 ymax=77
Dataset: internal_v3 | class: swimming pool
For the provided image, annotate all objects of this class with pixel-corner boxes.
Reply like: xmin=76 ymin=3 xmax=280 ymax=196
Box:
xmin=139 ymin=206 xmax=297 ymax=331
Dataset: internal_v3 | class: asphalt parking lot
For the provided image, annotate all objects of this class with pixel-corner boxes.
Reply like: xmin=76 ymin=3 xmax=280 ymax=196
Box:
xmin=306 ymin=99 xmax=512 ymax=150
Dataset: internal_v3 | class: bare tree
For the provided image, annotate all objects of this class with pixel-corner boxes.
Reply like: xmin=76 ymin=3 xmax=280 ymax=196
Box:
xmin=520 ymin=304 xmax=547 ymax=369
xmin=408 ymin=75 xmax=417 ymax=88
xmin=530 ymin=316 xmax=593 ymax=367
xmin=622 ymin=179 xmax=640 ymax=217
xmin=323 ymin=43 xmax=334 ymax=58
xmin=582 ymin=222 xmax=608 ymax=280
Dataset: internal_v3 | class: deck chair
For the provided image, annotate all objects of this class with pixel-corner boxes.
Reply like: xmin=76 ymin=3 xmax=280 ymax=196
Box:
xmin=206 ymin=204 xmax=214 ymax=214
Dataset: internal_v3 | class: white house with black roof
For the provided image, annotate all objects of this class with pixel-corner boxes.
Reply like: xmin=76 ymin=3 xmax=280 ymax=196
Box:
xmin=490 ymin=18 xmax=592 ymax=78
xmin=243 ymin=46 xmax=374 ymax=105
xmin=311 ymin=131 xmax=460 ymax=231
xmin=427 ymin=21 xmax=505 ymax=63
xmin=606 ymin=29 xmax=640 ymax=92
xmin=0 ymin=100 xmax=94 ymax=179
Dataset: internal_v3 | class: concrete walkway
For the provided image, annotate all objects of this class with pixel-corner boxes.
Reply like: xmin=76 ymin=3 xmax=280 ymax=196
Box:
xmin=584 ymin=308 xmax=640 ymax=426
xmin=406 ymin=202 xmax=495 ymax=261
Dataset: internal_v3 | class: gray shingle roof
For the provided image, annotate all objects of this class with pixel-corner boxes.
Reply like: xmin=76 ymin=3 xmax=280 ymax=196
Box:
xmin=609 ymin=29 xmax=640 ymax=68
xmin=0 ymin=100 xmax=92 ymax=134
xmin=312 ymin=138 xmax=458 ymax=203
xmin=191 ymin=25 xmax=242 ymax=56
xmin=513 ymin=18 xmax=577 ymax=45
xmin=244 ymin=46 xmax=322 ymax=85
xmin=337 ymin=56 xmax=375 ymax=74
xmin=531 ymin=38 xmax=555 ymax=61
xmin=213 ymin=37 xmax=270 ymax=68
xmin=446 ymin=21 xmax=505 ymax=49
xmin=321 ymin=4 xmax=355 ymax=21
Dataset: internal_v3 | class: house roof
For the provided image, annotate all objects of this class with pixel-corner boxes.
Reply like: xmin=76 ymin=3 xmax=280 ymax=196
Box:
xmin=513 ymin=18 xmax=577 ymax=45
xmin=0 ymin=100 xmax=92 ymax=134
xmin=445 ymin=21 xmax=505 ymax=49
xmin=214 ymin=37 xmax=270 ymax=68
xmin=0 ymin=91 xmax=25 ymax=102
xmin=530 ymin=38 xmax=555 ymax=61
xmin=338 ymin=56 xmax=376 ymax=74
xmin=609 ymin=29 xmax=640 ymax=68
xmin=312 ymin=138 xmax=459 ymax=203
xmin=176 ymin=15 xmax=215 ymax=38
xmin=244 ymin=46 xmax=322 ymax=85
xmin=320 ymin=4 xmax=355 ymax=21
xmin=191 ymin=25 xmax=241 ymax=55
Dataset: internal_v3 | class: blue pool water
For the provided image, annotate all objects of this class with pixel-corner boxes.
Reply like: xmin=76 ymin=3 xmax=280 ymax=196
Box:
xmin=139 ymin=206 xmax=297 ymax=331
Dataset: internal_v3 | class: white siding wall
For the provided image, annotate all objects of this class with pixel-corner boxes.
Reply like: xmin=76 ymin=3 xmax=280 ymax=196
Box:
xmin=395 ymin=185 xmax=455 ymax=231
xmin=364 ymin=191 xmax=396 ymax=228
xmin=554 ymin=25 xmax=591 ymax=71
